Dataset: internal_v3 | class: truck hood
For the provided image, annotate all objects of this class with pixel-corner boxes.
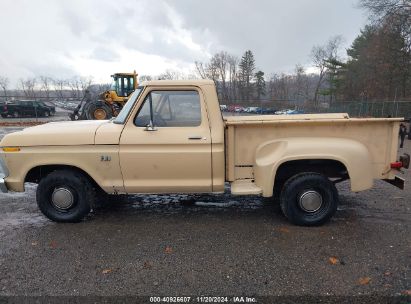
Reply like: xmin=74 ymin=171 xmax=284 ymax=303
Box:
xmin=0 ymin=120 xmax=109 ymax=147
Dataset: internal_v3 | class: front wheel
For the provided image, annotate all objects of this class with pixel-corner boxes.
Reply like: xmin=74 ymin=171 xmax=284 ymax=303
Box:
xmin=36 ymin=170 xmax=96 ymax=222
xmin=280 ymin=172 xmax=339 ymax=226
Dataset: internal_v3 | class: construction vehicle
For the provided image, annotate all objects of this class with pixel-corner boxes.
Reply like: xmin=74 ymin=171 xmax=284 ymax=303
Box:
xmin=69 ymin=71 xmax=138 ymax=120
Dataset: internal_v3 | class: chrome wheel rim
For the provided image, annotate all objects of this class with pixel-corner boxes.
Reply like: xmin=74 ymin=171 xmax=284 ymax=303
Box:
xmin=51 ymin=187 xmax=74 ymax=210
xmin=299 ymin=190 xmax=323 ymax=212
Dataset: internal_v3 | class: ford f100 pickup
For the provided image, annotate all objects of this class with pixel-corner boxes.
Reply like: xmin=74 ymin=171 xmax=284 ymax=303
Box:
xmin=0 ymin=80 xmax=409 ymax=225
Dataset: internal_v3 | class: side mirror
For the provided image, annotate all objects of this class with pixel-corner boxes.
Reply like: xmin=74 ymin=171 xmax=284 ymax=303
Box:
xmin=144 ymin=120 xmax=157 ymax=131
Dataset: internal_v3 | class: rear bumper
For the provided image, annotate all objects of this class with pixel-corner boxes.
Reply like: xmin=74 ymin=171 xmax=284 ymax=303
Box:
xmin=383 ymin=176 xmax=405 ymax=190
xmin=0 ymin=177 xmax=8 ymax=193
xmin=400 ymin=153 xmax=410 ymax=169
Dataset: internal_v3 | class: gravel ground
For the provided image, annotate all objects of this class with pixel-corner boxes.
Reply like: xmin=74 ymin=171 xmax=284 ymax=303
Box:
xmin=0 ymin=126 xmax=409 ymax=302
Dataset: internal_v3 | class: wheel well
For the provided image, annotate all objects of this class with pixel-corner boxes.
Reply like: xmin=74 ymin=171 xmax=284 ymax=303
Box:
xmin=25 ymin=165 xmax=101 ymax=190
xmin=275 ymin=159 xmax=349 ymax=185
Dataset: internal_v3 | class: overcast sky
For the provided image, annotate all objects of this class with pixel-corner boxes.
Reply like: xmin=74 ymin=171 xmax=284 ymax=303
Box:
xmin=0 ymin=0 xmax=367 ymax=86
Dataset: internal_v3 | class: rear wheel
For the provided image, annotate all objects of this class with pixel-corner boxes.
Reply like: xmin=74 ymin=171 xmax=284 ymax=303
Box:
xmin=280 ymin=172 xmax=339 ymax=226
xmin=43 ymin=111 xmax=50 ymax=117
xmin=36 ymin=170 xmax=96 ymax=222
xmin=1 ymin=114 xmax=6 ymax=118
xmin=86 ymin=101 xmax=112 ymax=120
xmin=12 ymin=111 xmax=19 ymax=118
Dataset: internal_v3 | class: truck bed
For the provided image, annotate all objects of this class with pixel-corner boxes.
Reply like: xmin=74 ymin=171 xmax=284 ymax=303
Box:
xmin=224 ymin=113 xmax=402 ymax=192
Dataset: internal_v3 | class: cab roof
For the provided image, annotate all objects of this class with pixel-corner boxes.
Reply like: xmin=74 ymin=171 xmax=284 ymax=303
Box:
xmin=141 ymin=79 xmax=214 ymax=86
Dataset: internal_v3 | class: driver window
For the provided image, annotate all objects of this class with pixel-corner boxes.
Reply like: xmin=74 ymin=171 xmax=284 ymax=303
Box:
xmin=135 ymin=90 xmax=201 ymax=127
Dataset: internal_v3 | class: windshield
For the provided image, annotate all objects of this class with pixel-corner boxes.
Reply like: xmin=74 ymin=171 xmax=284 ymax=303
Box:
xmin=110 ymin=77 xmax=118 ymax=91
xmin=113 ymin=87 xmax=143 ymax=124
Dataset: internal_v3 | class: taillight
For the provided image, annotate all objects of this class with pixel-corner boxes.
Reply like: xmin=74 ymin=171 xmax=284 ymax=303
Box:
xmin=391 ymin=162 xmax=403 ymax=169
xmin=391 ymin=154 xmax=410 ymax=169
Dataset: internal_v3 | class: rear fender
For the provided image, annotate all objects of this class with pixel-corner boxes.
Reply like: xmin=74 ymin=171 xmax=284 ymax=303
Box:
xmin=254 ymin=137 xmax=373 ymax=197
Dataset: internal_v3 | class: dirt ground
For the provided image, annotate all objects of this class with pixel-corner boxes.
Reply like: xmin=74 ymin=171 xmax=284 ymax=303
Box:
xmin=0 ymin=125 xmax=409 ymax=303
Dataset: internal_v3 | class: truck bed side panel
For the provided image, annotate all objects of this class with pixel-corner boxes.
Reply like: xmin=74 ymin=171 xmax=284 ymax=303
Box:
xmin=225 ymin=117 xmax=401 ymax=194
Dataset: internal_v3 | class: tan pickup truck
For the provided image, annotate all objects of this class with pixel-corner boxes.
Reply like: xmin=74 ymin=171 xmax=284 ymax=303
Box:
xmin=0 ymin=80 xmax=409 ymax=225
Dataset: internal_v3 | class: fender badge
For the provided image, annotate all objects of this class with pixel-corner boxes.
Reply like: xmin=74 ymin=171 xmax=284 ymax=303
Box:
xmin=100 ymin=155 xmax=111 ymax=162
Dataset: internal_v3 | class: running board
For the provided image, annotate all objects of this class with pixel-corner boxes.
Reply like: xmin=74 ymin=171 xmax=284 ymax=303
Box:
xmin=230 ymin=180 xmax=262 ymax=195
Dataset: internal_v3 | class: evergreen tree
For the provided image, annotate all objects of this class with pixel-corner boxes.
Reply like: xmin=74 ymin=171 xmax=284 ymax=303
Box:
xmin=340 ymin=23 xmax=410 ymax=100
xmin=254 ymin=70 xmax=266 ymax=100
xmin=238 ymin=50 xmax=256 ymax=101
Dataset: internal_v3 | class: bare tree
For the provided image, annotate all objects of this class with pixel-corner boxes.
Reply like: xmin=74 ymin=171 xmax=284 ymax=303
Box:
xmin=139 ymin=75 xmax=153 ymax=82
xmin=195 ymin=61 xmax=208 ymax=79
xmin=294 ymin=64 xmax=308 ymax=102
xmin=68 ymin=77 xmax=81 ymax=99
xmin=53 ymin=79 xmax=66 ymax=101
xmin=0 ymin=76 xmax=9 ymax=100
xmin=195 ymin=60 xmax=219 ymax=83
xmin=311 ymin=35 xmax=343 ymax=106
xmin=157 ymin=69 xmax=185 ymax=80
xmin=214 ymin=51 xmax=229 ymax=101
xmin=20 ymin=78 xmax=37 ymax=99
xmin=80 ymin=77 xmax=93 ymax=96
xmin=227 ymin=55 xmax=239 ymax=101
xmin=358 ymin=0 xmax=411 ymax=24
xmin=40 ymin=76 xmax=52 ymax=100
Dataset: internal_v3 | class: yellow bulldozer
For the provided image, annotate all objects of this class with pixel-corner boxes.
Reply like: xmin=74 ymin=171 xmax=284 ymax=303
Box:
xmin=70 ymin=71 xmax=138 ymax=120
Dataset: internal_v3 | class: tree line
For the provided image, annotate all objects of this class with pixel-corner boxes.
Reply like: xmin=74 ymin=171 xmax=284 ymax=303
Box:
xmin=0 ymin=75 xmax=112 ymax=101
xmin=194 ymin=0 xmax=411 ymax=106
xmin=0 ymin=0 xmax=409 ymax=107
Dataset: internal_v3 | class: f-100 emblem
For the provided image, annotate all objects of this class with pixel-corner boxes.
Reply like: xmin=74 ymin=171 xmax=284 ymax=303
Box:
xmin=100 ymin=155 xmax=111 ymax=162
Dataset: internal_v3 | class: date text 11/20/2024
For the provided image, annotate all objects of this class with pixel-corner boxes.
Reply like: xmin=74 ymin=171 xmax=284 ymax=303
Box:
xmin=149 ymin=296 xmax=257 ymax=303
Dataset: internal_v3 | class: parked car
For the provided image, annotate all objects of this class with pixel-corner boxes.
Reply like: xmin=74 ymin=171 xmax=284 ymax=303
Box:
xmin=275 ymin=109 xmax=304 ymax=115
xmin=286 ymin=109 xmax=305 ymax=115
xmin=245 ymin=107 xmax=261 ymax=114
xmin=0 ymin=100 xmax=55 ymax=118
xmin=219 ymin=104 xmax=228 ymax=112
xmin=261 ymin=107 xmax=277 ymax=114
xmin=40 ymin=101 xmax=56 ymax=115
xmin=234 ymin=106 xmax=245 ymax=113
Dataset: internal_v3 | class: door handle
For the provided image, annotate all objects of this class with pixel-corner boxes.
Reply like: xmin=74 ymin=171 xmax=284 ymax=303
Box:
xmin=188 ymin=135 xmax=205 ymax=140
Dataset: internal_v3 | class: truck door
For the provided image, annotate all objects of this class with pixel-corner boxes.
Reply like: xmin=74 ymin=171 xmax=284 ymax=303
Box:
xmin=119 ymin=88 xmax=212 ymax=193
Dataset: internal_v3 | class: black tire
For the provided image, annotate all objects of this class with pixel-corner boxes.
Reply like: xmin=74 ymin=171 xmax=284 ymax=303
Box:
xmin=12 ymin=111 xmax=19 ymax=118
xmin=280 ymin=172 xmax=339 ymax=226
xmin=36 ymin=170 xmax=96 ymax=222
xmin=86 ymin=101 xmax=112 ymax=120
xmin=44 ymin=111 xmax=50 ymax=117
xmin=272 ymin=179 xmax=285 ymax=203
xmin=1 ymin=114 xmax=6 ymax=118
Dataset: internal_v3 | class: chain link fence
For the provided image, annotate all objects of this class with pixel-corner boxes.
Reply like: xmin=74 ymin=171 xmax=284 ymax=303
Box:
xmin=318 ymin=101 xmax=411 ymax=119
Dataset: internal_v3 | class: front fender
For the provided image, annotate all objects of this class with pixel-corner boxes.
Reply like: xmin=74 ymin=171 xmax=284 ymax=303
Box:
xmin=3 ymin=145 xmax=124 ymax=193
xmin=254 ymin=137 xmax=373 ymax=197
